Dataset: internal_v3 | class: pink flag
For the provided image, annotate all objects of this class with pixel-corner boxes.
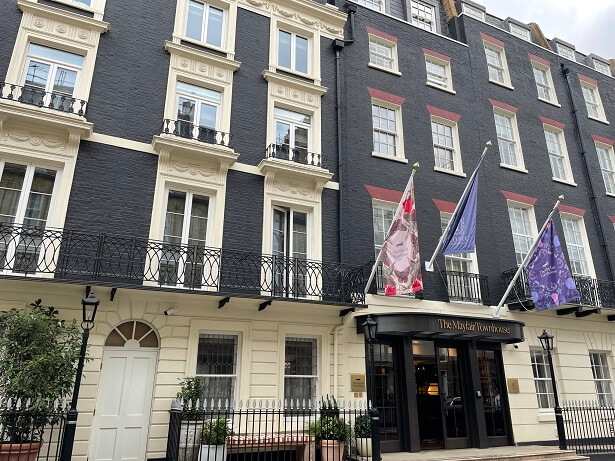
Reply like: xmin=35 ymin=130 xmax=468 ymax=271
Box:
xmin=381 ymin=178 xmax=423 ymax=296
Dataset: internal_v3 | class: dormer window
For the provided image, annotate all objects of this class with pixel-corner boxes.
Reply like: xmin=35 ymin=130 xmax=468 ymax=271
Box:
xmin=557 ymin=44 xmax=576 ymax=62
xmin=509 ymin=23 xmax=531 ymax=41
xmin=593 ymin=59 xmax=612 ymax=77
xmin=462 ymin=4 xmax=484 ymax=21
xmin=410 ymin=1 xmax=435 ymax=32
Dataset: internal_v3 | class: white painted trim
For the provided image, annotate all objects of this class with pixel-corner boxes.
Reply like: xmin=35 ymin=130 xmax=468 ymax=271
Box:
xmin=371 ymin=152 xmax=409 ymax=163
xmin=483 ymin=40 xmax=513 ymax=89
xmin=370 ymin=97 xmax=406 ymax=161
xmin=494 ymin=108 xmax=526 ymax=172
xmin=434 ymin=166 xmax=466 ymax=177
xmin=367 ymin=33 xmax=400 ymax=75
xmin=430 ymin=114 xmax=464 ymax=176
xmin=424 ymin=53 xmax=455 ymax=93
xmin=530 ymin=59 xmax=560 ymax=106
xmin=559 ymin=212 xmax=597 ymax=279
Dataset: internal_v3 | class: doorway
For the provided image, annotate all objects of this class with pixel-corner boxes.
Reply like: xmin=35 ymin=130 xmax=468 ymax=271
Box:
xmin=413 ymin=341 xmax=469 ymax=450
xmin=89 ymin=321 xmax=159 ymax=461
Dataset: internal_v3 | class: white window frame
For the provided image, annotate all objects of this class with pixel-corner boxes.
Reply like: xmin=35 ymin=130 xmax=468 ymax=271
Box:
xmin=542 ymin=124 xmax=574 ymax=185
xmin=595 ymin=141 xmax=615 ymax=196
xmin=195 ymin=332 xmax=240 ymax=404
xmin=483 ymin=41 xmax=513 ymax=89
xmin=581 ymin=81 xmax=608 ymax=123
xmin=593 ymin=59 xmax=612 ymax=77
xmin=277 ymin=29 xmax=310 ymax=75
xmin=283 ymin=335 xmax=319 ymax=404
xmin=268 ymin=19 xmax=319 ymax=82
xmin=357 ymin=0 xmax=384 ymax=12
xmin=368 ymin=34 xmax=400 ymax=76
xmin=462 ymin=3 xmax=485 ymax=21
xmin=175 ymin=81 xmax=222 ymax=138
xmin=425 ymin=54 xmax=455 ymax=93
xmin=560 ymin=213 xmax=596 ymax=278
xmin=530 ymin=347 xmax=556 ymax=410
xmin=409 ymin=0 xmax=436 ymax=32
xmin=371 ymin=98 xmax=406 ymax=162
xmin=372 ymin=200 xmax=396 ymax=260
xmin=531 ymin=60 xmax=559 ymax=106
xmin=274 ymin=106 xmax=312 ymax=153
xmin=507 ymin=202 xmax=538 ymax=266
xmin=493 ymin=108 xmax=526 ymax=172
xmin=184 ymin=0 xmax=228 ymax=49
xmin=431 ymin=115 xmax=464 ymax=176
xmin=0 ymin=160 xmax=61 ymax=276
xmin=45 ymin=0 xmax=106 ymax=18
xmin=509 ymin=23 xmax=531 ymax=41
xmin=590 ymin=352 xmax=614 ymax=407
xmin=557 ymin=44 xmax=576 ymax=62
xmin=272 ymin=205 xmax=310 ymax=261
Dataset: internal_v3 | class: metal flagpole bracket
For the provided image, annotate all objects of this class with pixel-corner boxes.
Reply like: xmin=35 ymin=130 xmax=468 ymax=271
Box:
xmin=413 ymin=162 xmax=420 ymax=171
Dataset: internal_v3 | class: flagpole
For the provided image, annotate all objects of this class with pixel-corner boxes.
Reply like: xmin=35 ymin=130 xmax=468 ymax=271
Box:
xmin=364 ymin=162 xmax=420 ymax=296
xmin=425 ymin=140 xmax=492 ymax=272
xmin=491 ymin=195 xmax=565 ymax=318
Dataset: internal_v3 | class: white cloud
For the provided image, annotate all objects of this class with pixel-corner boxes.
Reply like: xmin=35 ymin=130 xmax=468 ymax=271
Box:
xmin=482 ymin=0 xmax=615 ymax=59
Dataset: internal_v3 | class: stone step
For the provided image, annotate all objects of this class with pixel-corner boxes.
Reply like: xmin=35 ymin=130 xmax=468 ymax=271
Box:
xmin=434 ymin=451 xmax=589 ymax=461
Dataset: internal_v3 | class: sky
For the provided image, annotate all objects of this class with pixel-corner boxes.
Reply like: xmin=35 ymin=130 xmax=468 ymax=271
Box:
xmin=482 ymin=0 xmax=615 ymax=59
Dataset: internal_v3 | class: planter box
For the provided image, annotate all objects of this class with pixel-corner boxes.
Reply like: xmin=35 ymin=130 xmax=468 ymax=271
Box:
xmin=198 ymin=444 xmax=227 ymax=461
xmin=0 ymin=442 xmax=42 ymax=461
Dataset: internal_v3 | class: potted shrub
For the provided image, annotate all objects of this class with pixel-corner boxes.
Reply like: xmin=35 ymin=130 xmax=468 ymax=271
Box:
xmin=309 ymin=398 xmax=350 ymax=461
xmin=0 ymin=300 xmax=81 ymax=461
xmin=199 ymin=416 xmax=232 ymax=461
xmin=176 ymin=377 xmax=206 ymax=461
xmin=353 ymin=414 xmax=372 ymax=457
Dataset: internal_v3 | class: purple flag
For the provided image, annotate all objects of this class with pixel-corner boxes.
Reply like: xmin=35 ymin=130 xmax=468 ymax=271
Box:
xmin=441 ymin=171 xmax=479 ymax=254
xmin=524 ymin=220 xmax=580 ymax=311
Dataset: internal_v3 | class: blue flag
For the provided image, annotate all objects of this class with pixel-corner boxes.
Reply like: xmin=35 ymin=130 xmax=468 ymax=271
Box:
xmin=525 ymin=220 xmax=580 ymax=311
xmin=441 ymin=172 xmax=479 ymax=254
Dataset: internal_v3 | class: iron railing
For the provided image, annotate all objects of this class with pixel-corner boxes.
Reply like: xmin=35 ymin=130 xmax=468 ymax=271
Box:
xmin=502 ymin=268 xmax=615 ymax=309
xmin=442 ymin=270 xmax=490 ymax=305
xmin=563 ymin=400 xmax=615 ymax=455
xmin=166 ymin=399 xmax=376 ymax=461
xmin=365 ymin=262 xmax=416 ymax=298
xmin=266 ymin=143 xmax=324 ymax=168
xmin=162 ymin=119 xmax=232 ymax=147
xmin=0 ymin=398 xmax=68 ymax=461
xmin=0 ymin=83 xmax=87 ymax=116
xmin=0 ymin=224 xmax=364 ymax=304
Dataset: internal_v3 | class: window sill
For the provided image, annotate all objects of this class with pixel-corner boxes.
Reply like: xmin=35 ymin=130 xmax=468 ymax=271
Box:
xmin=272 ymin=66 xmax=319 ymax=85
xmin=588 ymin=115 xmax=610 ymax=125
xmin=434 ymin=166 xmax=466 ymax=177
xmin=500 ymin=163 xmax=528 ymax=174
xmin=607 ymin=192 xmax=615 ymax=198
xmin=553 ymin=177 xmax=577 ymax=187
xmin=489 ymin=79 xmax=514 ymax=91
xmin=538 ymin=97 xmax=561 ymax=108
xmin=372 ymin=152 xmax=408 ymax=163
xmin=176 ymin=35 xmax=234 ymax=59
xmin=368 ymin=63 xmax=402 ymax=76
xmin=426 ymin=81 xmax=456 ymax=94
xmin=538 ymin=411 xmax=556 ymax=423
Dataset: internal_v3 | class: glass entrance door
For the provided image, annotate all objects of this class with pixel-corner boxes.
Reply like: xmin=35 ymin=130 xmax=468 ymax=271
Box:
xmin=372 ymin=341 xmax=402 ymax=452
xmin=437 ymin=346 xmax=469 ymax=449
xmin=477 ymin=349 xmax=510 ymax=446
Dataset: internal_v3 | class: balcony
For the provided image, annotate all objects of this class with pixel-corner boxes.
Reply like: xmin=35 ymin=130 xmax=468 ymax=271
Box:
xmin=502 ymin=268 xmax=615 ymax=313
xmin=0 ymin=224 xmax=364 ymax=305
xmin=162 ymin=119 xmax=232 ymax=148
xmin=442 ymin=270 xmax=491 ymax=305
xmin=265 ymin=143 xmax=324 ymax=169
xmin=0 ymin=82 xmax=88 ymax=116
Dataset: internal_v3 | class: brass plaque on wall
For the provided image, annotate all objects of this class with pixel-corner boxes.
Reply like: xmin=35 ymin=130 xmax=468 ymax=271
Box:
xmin=351 ymin=374 xmax=366 ymax=392
xmin=507 ymin=378 xmax=520 ymax=394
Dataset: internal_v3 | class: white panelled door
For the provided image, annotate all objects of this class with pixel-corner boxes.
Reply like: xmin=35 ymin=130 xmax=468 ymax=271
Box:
xmin=90 ymin=348 xmax=158 ymax=461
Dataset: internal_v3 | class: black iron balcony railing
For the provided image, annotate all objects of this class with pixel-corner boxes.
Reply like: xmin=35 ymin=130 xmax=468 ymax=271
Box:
xmin=266 ymin=143 xmax=324 ymax=168
xmin=162 ymin=119 xmax=232 ymax=147
xmin=442 ymin=270 xmax=490 ymax=305
xmin=502 ymin=268 xmax=615 ymax=310
xmin=0 ymin=82 xmax=87 ymax=116
xmin=0 ymin=224 xmax=364 ymax=304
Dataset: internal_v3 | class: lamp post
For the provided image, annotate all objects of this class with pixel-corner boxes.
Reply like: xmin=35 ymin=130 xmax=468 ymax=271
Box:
xmin=538 ymin=329 xmax=567 ymax=450
xmin=60 ymin=292 xmax=100 ymax=461
xmin=362 ymin=317 xmax=381 ymax=461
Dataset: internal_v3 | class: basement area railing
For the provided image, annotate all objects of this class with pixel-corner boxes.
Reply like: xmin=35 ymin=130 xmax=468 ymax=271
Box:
xmin=563 ymin=400 xmax=615 ymax=455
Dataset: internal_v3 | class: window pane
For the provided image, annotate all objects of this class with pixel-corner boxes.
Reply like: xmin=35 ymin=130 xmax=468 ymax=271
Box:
xmin=275 ymin=107 xmax=311 ymax=124
xmin=197 ymin=333 xmax=238 ymax=403
xmin=199 ymin=102 xmax=217 ymax=129
xmin=177 ymin=81 xmax=221 ymax=102
xmin=164 ymin=190 xmax=186 ymax=243
xmin=23 ymin=168 xmax=56 ymax=227
xmin=52 ymin=68 xmax=78 ymax=95
xmin=27 ymin=44 xmax=85 ymax=68
xmin=186 ymin=0 xmax=204 ymax=40
xmin=177 ymin=97 xmax=196 ymax=123
xmin=276 ymin=121 xmax=291 ymax=146
xmin=278 ymin=30 xmax=292 ymax=69
xmin=188 ymin=194 xmax=209 ymax=247
xmin=206 ymin=6 xmax=224 ymax=47
xmin=272 ymin=209 xmax=286 ymax=256
xmin=293 ymin=212 xmax=308 ymax=257
xmin=25 ymin=61 xmax=50 ymax=90
xmin=0 ymin=164 xmax=26 ymax=224
xmin=285 ymin=337 xmax=317 ymax=403
xmin=295 ymin=35 xmax=309 ymax=74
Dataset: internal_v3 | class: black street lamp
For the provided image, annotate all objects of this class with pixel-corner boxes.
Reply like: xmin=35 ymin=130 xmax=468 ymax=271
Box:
xmin=362 ymin=316 xmax=381 ymax=461
xmin=538 ymin=329 xmax=567 ymax=450
xmin=60 ymin=292 xmax=100 ymax=461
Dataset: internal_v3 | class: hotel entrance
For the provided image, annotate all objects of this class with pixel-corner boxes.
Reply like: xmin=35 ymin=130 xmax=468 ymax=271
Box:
xmin=358 ymin=313 xmax=524 ymax=453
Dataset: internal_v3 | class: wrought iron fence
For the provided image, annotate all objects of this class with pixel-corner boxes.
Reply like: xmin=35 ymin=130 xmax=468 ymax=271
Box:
xmin=563 ymin=400 xmax=615 ymax=455
xmin=0 ymin=224 xmax=365 ymax=304
xmin=365 ymin=262 xmax=416 ymax=298
xmin=166 ymin=399 xmax=376 ymax=461
xmin=265 ymin=143 xmax=324 ymax=168
xmin=0 ymin=398 xmax=68 ymax=461
xmin=162 ymin=119 xmax=232 ymax=147
xmin=502 ymin=268 xmax=615 ymax=310
xmin=442 ymin=271 xmax=490 ymax=305
xmin=0 ymin=82 xmax=88 ymax=116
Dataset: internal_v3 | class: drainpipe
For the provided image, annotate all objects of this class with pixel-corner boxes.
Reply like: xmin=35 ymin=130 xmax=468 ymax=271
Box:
xmin=333 ymin=4 xmax=356 ymax=265
xmin=560 ymin=63 xmax=615 ymax=281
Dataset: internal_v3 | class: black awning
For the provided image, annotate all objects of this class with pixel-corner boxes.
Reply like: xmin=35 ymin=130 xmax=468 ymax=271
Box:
xmin=356 ymin=312 xmax=525 ymax=344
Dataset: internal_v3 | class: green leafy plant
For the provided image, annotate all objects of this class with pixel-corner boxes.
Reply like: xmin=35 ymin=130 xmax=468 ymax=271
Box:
xmin=353 ymin=414 xmax=371 ymax=438
xmin=201 ymin=416 xmax=233 ymax=445
xmin=308 ymin=415 xmax=350 ymax=442
xmin=0 ymin=300 xmax=82 ymax=443
xmin=176 ymin=377 xmax=206 ymax=419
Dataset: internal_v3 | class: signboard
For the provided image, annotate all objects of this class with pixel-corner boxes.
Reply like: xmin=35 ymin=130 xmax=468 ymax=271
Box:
xmin=507 ymin=378 xmax=520 ymax=394
xmin=350 ymin=374 xmax=366 ymax=392
xmin=437 ymin=318 xmax=511 ymax=335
